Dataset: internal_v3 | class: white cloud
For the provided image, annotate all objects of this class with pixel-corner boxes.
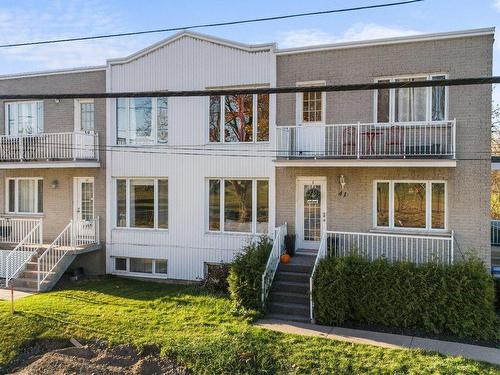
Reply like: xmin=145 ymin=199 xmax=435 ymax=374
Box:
xmin=278 ymin=23 xmax=422 ymax=48
xmin=494 ymin=0 xmax=500 ymax=12
xmin=0 ymin=1 xmax=156 ymax=73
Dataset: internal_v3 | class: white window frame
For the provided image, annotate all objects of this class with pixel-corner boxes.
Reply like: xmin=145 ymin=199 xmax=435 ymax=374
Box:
xmin=112 ymin=256 xmax=168 ymax=277
xmin=296 ymin=80 xmax=326 ymax=125
xmin=5 ymin=101 xmax=44 ymax=135
xmin=372 ymin=180 xmax=448 ymax=232
xmin=208 ymin=93 xmax=269 ymax=143
xmin=6 ymin=177 xmax=43 ymax=215
xmin=206 ymin=178 xmax=269 ymax=234
xmin=114 ymin=177 xmax=168 ymax=230
xmin=74 ymin=99 xmax=95 ymax=132
xmin=373 ymin=73 xmax=449 ymax=123
xmin=115 ymin=97 xmax=168 ymax=145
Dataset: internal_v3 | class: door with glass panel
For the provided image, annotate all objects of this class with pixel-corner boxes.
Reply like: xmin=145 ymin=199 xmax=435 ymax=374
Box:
xmin=73 ymin=177 xmax=95 ymax=238
xmin=296 ymin=89 xmax=325 ymax=157
xmin=296 ymin=178 xmax=327 ymax=249
xmin=74 ymin=99 xmax=95 ymax=159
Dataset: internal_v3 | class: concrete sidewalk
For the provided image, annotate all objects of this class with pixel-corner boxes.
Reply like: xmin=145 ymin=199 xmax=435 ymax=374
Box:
xmin=255 ymin=319 xmax=500 ymax=366
xmin=0 ymin=288 xmax=33 ymax=301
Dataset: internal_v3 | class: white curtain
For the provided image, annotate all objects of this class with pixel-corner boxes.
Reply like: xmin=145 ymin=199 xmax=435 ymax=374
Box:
xmin=395 ymin=78 xmax=426 ymax=122
xmin=18 ymin=180 xmax=36 ymax=213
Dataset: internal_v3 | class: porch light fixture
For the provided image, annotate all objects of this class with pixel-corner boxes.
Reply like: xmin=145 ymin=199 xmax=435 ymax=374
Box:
xmin=50 ymin=180 xmax=59 ymax=189
xmin=54 ymin=99 xmax=60 ymax=104
xmin=338 ymin=175 xmax=347 ymax=198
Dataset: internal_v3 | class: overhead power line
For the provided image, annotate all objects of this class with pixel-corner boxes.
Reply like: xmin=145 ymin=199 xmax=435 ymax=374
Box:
xmin=0 ymin=1 xmax=423 ymax=48
xmin=0 ymin=76 xmax=498 ymax=100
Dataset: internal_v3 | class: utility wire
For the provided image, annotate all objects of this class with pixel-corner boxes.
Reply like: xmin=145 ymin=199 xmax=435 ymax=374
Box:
xmin=0 ymin=0 xmax=423 ymax=48
xmin=1 ymin=76 xmax=498 ymax=100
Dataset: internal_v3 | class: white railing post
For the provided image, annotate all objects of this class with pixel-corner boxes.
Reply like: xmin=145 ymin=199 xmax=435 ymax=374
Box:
xmin=18 ymin=136 xmax=24 ymax=162
xmin=452 ymin=119 xmax=456 ymax=159
xmin=451 ymin=230 xmax=454 ymax=264
xmin=356 ymin=122 xmax=360 ymax=159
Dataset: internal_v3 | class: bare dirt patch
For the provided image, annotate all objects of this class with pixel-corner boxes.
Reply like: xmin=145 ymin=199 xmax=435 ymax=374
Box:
xmin=7 ymin=340 xmax=190 ymax=375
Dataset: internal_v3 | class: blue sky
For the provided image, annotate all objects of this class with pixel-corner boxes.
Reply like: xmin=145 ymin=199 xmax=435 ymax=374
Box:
xmin=0 ymin=0 xmax=498 ymax=102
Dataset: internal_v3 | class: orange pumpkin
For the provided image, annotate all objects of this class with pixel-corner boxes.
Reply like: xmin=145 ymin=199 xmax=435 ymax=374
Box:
xmin=280 ymin=254 xmax=291 ymax=264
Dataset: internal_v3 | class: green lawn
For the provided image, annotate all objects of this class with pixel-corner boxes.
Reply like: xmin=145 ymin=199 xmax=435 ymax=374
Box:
xmin=0 ymin=277 xmax=498 ymax=374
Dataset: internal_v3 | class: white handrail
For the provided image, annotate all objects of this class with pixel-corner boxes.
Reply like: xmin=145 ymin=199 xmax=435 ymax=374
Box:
xmin=37 ymin=217 xmax=99 ymax=291
xmin=276 ymin=120 xmax=455 ymax=159
xmin=0 ymin=132 xmax=99 ymax=162
xmin=5 ymin=219 xmax=43 ymax=286
xmin=261 ymin=223 xmax=287 ymax=307
xmin=309 ymin=231 xmax=327 ymax=323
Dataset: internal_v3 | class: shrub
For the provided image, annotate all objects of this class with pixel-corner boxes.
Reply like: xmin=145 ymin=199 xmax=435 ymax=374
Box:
xmin=201 ymin=263 xmax=230 ymax=293
xmin=312 ymin=256 xmax=498 ymax=341
xmin=228 ymin=236 xmax=272 ymax=311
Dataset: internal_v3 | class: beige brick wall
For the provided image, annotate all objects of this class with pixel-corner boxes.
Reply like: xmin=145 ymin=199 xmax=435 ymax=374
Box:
xmin=276 ymin=34 xmax=493 ymax=268
xmin=0 ymin=70 xmax=107 ymax=274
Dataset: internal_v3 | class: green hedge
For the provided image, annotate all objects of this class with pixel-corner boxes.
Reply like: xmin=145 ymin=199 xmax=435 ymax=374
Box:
xmin=312 ymin=256 xmax=498 ymax=340
xmin=228 ymin=236 xmax=272 ymax=311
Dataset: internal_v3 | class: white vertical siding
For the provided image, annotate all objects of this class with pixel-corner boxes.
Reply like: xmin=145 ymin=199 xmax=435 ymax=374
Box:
xmin=106 ymin=34 xmax=276 ymax=281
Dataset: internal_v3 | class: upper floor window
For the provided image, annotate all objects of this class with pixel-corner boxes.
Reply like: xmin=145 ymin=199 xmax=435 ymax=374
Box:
xmin=297 ymin=81 xmax=326 ymax=125
xmin=6 ymin=177 xmax=43 ymax=214
xmin=116 ymin=97 xmax=168 ymax=145
xmin=375 ymin=74 xmax=447 ymax=123
xmin=5 ymin=101 xmax=44 ymax=135
xmin=209 ymin=93 xmax=269 ymax=143
xmin=375 ymin=180 xmax=446 ymax=231
xmin=75 ymin=99 xmax=94 ymax=132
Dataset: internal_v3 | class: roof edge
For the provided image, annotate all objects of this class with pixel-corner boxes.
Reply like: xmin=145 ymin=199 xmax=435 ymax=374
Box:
xmin=0 ymin=65 xmax=106 ymax=81
xmin=276 ymin=27 xmax=495 ymax=55
xmin=107 ymin=30 xmax=276 ymax=65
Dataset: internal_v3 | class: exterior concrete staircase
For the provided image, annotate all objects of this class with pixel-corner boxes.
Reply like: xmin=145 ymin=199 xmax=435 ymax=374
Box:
xmin=10 ymin=248 xmax=78 ymax=292
xmin=266 ymin=249 xmax=317 ymax=323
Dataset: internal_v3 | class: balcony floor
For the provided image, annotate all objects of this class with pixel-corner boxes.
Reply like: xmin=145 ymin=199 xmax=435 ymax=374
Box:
xmin=274 ymin=157 xmax=457 ymax=168
xmin=0 ymin=160 xmax=101 ymax=169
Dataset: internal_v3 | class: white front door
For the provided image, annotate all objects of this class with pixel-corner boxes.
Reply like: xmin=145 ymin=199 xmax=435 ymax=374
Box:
xmin=74 ymin=177 xmax=94 ymax=222
xmin=296 ymin=177 xmax=327 ymax=249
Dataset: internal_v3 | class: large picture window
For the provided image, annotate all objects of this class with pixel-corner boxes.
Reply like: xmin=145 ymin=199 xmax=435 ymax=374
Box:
xmin=209 ymin=93 xmax=269 ymax=143
xmin=115 ymin=178 xmax=168 ymax=229
xmin=6 ymin=178 xmax=43 ymax=214
xmin=374 ymin=181 xmax=446 ymax=230
xmin=116 ymin=97 xmax=168 ymax=144
xmin=375 ymin=74 xmax=447 ymax=123
xmin=208 ymin=178 xmax=269 ymax=234
xmin=5 ymin=101 xmax=44 ymax=135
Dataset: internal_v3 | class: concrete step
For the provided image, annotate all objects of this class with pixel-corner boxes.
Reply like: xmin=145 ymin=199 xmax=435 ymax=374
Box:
xmin=278 ymin=262 xmax=313 ymax=274
xmin=25 ymin=262 xmax=38 ymax=271
xmin=269 ymin=291 xmax=309 ymax=305
xmin=275 ymin=271 xmax=310 ymax=284
xmin=10 ymin=285 xmax=37 ymax=293
xmin=271 ymin=281 xmax=309 ymax=295
xmin=11 ymin=277 xmax=38 ymax=289
xmin=295 ymin=249 xmax=318 ymax=257
xmin=265 ymin=313 xmax=310 ymax=324
xmin=268 ymin=301 xmax=310 ymax=316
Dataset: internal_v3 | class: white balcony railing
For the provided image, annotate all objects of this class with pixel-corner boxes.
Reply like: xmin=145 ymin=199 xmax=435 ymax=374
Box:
xmin=276 ymin=120 xmax=455 ymax=159
xmin=0 ymin=132 xmax=99 ymax=162
xmin=0 ymin=217 xmax=43 ymax=244
xmin=324 ymin=230 xmax=454 ymax=265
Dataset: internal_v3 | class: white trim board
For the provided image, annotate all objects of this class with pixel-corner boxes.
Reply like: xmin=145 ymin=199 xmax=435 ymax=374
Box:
xmin=107 ymin=30 xmax=276 ymax=66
